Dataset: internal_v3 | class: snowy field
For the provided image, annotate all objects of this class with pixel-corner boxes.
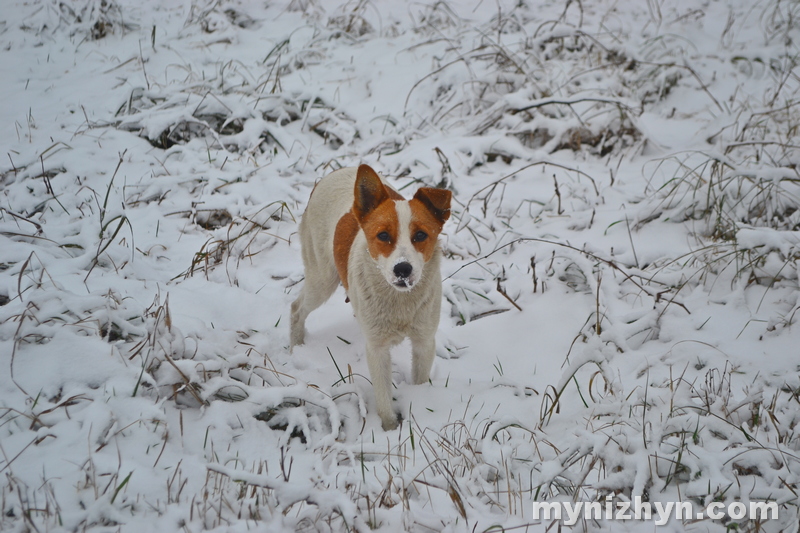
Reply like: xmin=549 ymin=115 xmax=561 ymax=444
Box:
xmin=1 ymin=0 xmax=799 ymax=531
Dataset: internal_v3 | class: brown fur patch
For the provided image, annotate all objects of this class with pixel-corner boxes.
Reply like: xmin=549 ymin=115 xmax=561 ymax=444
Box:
xmin=413 ymin=187 xmax=452 ymax=225
xmin=353 ymin=165 xmax=390 ymax=222
xmin=359 ymin=200 xmax=400 ymax=260
xmin=386 ymin=187 xmax=403 ymax=201
xmin=352 ymin=164 xmax=403 ymax=261
xmin=408 ymin=198 xmax=446 ymax=261
xmin=409 ymin=187 xmax=451 ymax=260
xmin=333 ymin=211 xmax=360 ymax=291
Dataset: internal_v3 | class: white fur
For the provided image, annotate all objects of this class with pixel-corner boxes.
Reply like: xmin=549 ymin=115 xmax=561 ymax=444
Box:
xmin=290 ymin=167 xmax=443 ymax=430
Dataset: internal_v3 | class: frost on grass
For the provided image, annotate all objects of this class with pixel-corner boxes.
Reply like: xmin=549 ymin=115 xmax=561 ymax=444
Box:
xmin=1 ymin=0 xmax=800 ymax=532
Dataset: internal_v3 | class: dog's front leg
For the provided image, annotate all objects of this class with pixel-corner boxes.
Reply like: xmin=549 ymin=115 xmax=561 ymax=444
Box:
xmin=411 ymin=335 xmax=436 ymax=385
xmin=365 ymin=341 xmax=397 ymax=430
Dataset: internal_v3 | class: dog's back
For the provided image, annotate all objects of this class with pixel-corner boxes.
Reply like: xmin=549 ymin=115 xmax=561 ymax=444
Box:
xmin=297 ymin=167 xmax=360 ymax=284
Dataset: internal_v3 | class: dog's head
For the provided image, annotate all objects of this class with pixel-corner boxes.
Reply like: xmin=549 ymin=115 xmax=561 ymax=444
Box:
xmin=352 ymin=164 xmax=451 ymax=292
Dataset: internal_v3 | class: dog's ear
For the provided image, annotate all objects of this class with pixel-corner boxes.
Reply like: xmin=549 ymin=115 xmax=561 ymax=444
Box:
xmin=353 ymin=164 xmax=390 ymax=221
xmin=413 ymin=187 xmax=452 ymax=225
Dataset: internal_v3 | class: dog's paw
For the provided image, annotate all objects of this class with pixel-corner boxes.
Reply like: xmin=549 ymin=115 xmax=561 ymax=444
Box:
xmin=381 ymin=410 xmax=403 ymax=431
xmin=289 ymin=328 xmax=306 ymax=349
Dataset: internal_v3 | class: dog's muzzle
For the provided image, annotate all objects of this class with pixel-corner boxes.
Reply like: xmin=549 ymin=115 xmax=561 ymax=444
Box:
xmin=392 ymin=261 xmax=414 ymax=289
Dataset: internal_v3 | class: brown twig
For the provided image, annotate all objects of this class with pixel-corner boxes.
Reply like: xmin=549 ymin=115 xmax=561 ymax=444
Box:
xmin=496 ymin=279 xmax=522 ymax=311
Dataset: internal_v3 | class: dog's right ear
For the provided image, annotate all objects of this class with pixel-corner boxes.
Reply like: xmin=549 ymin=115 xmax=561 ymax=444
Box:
xmin=353 ymin=164 xmax=389 ymax=222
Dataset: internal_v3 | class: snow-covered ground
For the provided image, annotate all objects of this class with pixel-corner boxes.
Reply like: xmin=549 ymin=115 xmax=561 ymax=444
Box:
xmin=1 ymin=0 xmax=799 ymax=531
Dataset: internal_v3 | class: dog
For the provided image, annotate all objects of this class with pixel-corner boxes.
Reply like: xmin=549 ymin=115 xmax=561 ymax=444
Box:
xmin=290 ymin=164 xmax=451 ymax=430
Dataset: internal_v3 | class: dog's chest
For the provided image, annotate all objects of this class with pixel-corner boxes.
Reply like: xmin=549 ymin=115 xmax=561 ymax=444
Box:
xmin=349 ymin=258 xmax=433 ymax=332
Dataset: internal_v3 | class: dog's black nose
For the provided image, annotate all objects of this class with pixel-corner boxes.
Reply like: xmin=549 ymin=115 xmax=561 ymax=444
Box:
xmin=393 ymin=262 xmax=412 ymax=279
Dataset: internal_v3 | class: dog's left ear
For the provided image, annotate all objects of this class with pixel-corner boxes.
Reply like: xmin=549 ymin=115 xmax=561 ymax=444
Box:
xmin=414 ymin=187 xmax=452 ymax=225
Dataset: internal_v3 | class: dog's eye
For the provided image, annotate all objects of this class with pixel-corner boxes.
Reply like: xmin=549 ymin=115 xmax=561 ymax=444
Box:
xmin=377 ymin=231 xmax=391 ymax=242
xmin=413 ymin=231 xmax=428 ymax=242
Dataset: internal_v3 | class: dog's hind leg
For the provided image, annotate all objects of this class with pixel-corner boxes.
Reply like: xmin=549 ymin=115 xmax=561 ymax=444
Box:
xmin=290 ymin=266 xmax=339 ymax=348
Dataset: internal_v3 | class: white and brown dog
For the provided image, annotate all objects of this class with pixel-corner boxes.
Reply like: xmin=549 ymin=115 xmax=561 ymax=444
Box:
xmin=290 ymin=164 xmax=451 ymax=430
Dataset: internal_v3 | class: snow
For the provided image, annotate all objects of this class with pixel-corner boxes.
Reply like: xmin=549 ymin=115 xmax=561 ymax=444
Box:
xmin=1 ymin=0 xmax=799 ymax=531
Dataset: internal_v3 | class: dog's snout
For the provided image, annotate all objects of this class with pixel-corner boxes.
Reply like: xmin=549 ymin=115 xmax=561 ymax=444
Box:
xmin=393 ymin=261 xmax=413 ymax=279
